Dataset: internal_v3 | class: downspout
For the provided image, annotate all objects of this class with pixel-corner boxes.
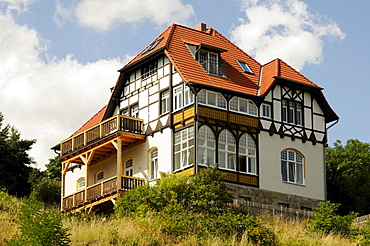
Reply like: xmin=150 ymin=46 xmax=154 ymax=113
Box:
xmin=169 ymin=61 xmax=174 ymax=173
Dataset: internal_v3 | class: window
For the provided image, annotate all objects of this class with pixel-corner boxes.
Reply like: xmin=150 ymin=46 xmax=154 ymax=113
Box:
xmin=173 ymin=85 xmax=182 ymax=111
xmin=141 ymin=61 xmax=158 ymax=79
xmin=125 ymin=159 xmax=133 ymax=176
xmin=281 ymin=149 xmax=304 ymax=185
xmin=184 ymin=85 xmax=194 ymax=106
xmin=239 ymin=133 xmax=256 ymax=174
xmin=198 ymin=50 xmax=222 ymax=76
xmin=237 ymin=60 xmax=253 ymax=74
xmin=197 ymin=125 xmax=216 ymax=165
xmin=174 ymin=127 xmax=194 ymax=170
xmin=142 ymin=38 xmax=163 ymax=55
xmin=218 ymin=129 xmax=236 ymax=170
xmin=282 ymin=100 xmax=302 ymax=125
xmin=150 ymin=148 xmax=158 ymax=180
xmin=130 ymin=104 xmax=139 ymax=118
xmin=121 ymin=108 xmax=129 ymax=116
xmin=77 ymin=177 xmax=85 ymax=191
xmin=230 ymin=97 xmax=257 ymax=116
xmin=198 ymin=90 xmax=226 ymax=109
xmin=160 ymin=90 xmax=169 ymax=114
xmin=96 ymin=171 xmax=104 ymax=183
xmin=262 ymin=104 xmax=271 ymax=118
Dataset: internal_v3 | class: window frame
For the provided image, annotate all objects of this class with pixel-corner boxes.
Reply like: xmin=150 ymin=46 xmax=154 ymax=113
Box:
xmin=125 ymin=158 xmax=133 ymax=177
xmin=160 ymin=89 xmax=170 ymax=115
xmin=149 ymin=148 xmax=159 ymax=180
xmin=229 ymin=96 xmax=257 ymax=116
xmin=238 ymin=133 xmax=257 ymax=175
xmin=262 ymin=103 xmax=271 ymax=118
xmin=197 ymin=125 xmax=216 ymax=166
xmin=281 ymin=149 xmax=304 ymax=185
xmin=77 ymin=177 xmax=86 ymax=191
xmin=282 ymin=99 xmax=302 ymax=125
xmin=173 ymin=85 xmax=183 ymax=111
xmin=174 ymin=126 xmax=195 ymax=171
xmin=198 ymin=90 xmax=226 ymax=109
xmin=218 ymin=129 xmax=237 ymax=170
xmin=95 ymin=170 xmax=104 ymax=183
xmin=130 ymin=104 xmax=139 ymax=118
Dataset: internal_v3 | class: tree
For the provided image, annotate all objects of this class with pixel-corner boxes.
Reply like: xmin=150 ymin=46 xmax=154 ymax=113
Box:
xmin=0 ymin=112 xmax=36 ymax=197
xmin=326 ymin=139 xmax=370 ymax=215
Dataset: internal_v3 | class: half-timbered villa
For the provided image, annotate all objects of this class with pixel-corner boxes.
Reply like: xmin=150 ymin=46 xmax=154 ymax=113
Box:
xmin=53 ymin=23 xmax=338 ymax=213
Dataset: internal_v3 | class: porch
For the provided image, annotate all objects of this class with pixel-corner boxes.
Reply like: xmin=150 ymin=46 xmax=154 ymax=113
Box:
xmin=62 ymin=175 xmax=144 ymax=212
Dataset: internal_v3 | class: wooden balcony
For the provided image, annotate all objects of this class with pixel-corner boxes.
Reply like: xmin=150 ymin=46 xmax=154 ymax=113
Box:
xmin=60 ymin=115 xmax=144 ymax=157
xmin=62 ymin=175 xmax=145 ymax=212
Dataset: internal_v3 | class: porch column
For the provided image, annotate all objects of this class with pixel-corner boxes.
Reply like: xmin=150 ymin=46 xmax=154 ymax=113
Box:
xmin=117 ymin=136 xmax=123 ymax=190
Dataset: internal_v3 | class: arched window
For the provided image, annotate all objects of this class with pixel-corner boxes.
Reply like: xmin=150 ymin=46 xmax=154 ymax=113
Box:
xmin=218 ymin=129 xmax=236 ymax=170
xmin=77 ymin=177 xmax=85 ymax=191
xmin=95 ymin=170 xmax=104 ymax=183
xmin=239 ymin=134 xmax=256 ymax=174
xmin=125 ymin=158 xmax=133 ymax=177
xmin=281 ymin=149 xmax=304 ymax=185
xmin=197 ymin=125 xmax=216 ymax=165
xmin=150 ymin=148 xmax=158 ymax=180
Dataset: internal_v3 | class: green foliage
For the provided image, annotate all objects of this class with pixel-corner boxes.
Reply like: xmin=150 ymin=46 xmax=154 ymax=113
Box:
xmin=0 ymin=190 xmax=19 ymax=217
xmin=326 ymin=139 xmax=370 ymax=215
xmin=44 ymin=156 xmax=62 ymax=181
xmin=115 ymin=165 xmax=233 ymax=216
xmin=308 ymin=201 xmax=357 ymax=236
xmin=115 ymin=166 xmax=276 ymax=245
xmin=5 ymin=198 xmax=70 ymax=246
xmin=0 ymin=112 xmax=36 ymax=197
xmin=29 ymin=177 xmax=61 ymax=206
xmin=154 ymin=210 xmax=276 ymax=245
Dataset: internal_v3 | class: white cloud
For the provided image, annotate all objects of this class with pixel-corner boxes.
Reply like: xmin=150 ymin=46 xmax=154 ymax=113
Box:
xmin=0 ymin=0 xmax=38 ymax=13
xmin=0 ymin=7 xmax=133 ymax=168
xmin=231 ymin=0 xmax=346 ymax=71
xmin=55 ymin=0 xmax=194 ymax=31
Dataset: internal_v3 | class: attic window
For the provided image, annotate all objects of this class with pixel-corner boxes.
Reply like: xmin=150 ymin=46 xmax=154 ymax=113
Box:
xmin=237 ymin=60 xmax=253 ymax=74
xmin=142 ymin=38 xmax=163 ymax=55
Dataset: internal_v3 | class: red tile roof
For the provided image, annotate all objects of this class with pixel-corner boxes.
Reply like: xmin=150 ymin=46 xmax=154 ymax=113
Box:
xmin=68 ymin=23 xmax=337 ymax=138
xmin=71 ymin=105 xmax=107 ymax=136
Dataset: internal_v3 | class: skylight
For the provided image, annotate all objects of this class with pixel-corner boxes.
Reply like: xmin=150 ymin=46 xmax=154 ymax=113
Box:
xmin=237 ymin=60 xmax=252 ymax=74
xmin=142 ymin=38 xmax=163 ymax=55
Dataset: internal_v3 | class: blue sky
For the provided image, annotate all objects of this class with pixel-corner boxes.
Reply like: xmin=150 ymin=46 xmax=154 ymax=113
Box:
xmin=1 ymin=0 xmax=369 ymax=168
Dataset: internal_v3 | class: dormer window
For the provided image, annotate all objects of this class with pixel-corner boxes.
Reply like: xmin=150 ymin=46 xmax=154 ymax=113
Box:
xmin=192 ymin=44 xmax=227 ymax=77
xmin=199 ymin=50 xmax=219 ymax=75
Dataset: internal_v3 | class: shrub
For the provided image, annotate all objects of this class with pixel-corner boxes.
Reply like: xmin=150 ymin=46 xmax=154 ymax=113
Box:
xmin=308 ymin=201 xmax=357 ymax=236
xmin=5 ymin=198 xmax=70 ymax=246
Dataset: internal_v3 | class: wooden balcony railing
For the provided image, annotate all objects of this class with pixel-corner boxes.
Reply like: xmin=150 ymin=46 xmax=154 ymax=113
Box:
xmin=62 ymin=175 xmax=145 ymax=211
xmin=60 ymin=115 xmax=144 ymax=156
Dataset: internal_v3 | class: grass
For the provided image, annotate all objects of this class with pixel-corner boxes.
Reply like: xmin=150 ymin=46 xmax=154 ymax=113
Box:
xmin=0 ymin=196 xmax=361 ymax=246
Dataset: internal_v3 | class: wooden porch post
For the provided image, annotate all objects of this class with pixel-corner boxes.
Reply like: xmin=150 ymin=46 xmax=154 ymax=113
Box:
xmin=117 ymin=136 xmax=123 ymax=191
xmin=85 ymin=162 xmax=89 ymax=202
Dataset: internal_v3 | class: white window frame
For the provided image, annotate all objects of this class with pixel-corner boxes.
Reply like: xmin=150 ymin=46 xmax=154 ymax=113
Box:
xmin=160 ymin=90 xmax=170 ymax=114
xmin=174 ymin=126 xmax=194 ymax=170
xmin=199 ymin=50 xmax=219 ymax=75
xmin=198 ymin=90 xmax=226 ymax=109
xmin=281 ymin=149 xmax=304 ymax=185
xmin=173 ymin=85 xmax=182 ymax=111
xmin=184 ymin=85 xmax=194 ymax=106
xmin=262 ymin=103 xmax=271 ymax=118
xmin=218 ymin=129 xmax=236 ymax=170
xmin=282 ymin=99 xmax=302 ymax=125
xmin=238 ymin=133 xmax=257 ymax=175
xmin=229 ymin=97 xmax=257 ymax=116
xmin=150 ymin=148 xmax=159 ymax=180
xmin=197 ymin=125 xmax=216 ymax=165
xmin=130 ymin=104 xmax=139 ymax=118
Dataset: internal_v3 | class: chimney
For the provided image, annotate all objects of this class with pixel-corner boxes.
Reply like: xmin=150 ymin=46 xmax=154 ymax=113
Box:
xmin=194 ymin=23 xmax=207 ymax=32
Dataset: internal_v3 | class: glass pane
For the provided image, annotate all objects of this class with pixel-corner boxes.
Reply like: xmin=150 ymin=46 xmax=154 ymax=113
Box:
xmin=297 ymin=164 xmax=303 ymax=184
xmin=217 ymin=94 xmax=226 ymax=108
xmin=249 ymin=102 xmax=257 ymax=115
xmin=208 ymin=92 xmax=216 ymax=106
xmin=281 ymin=161 xmax=287 ymax=181
xmin=230 ymin=98 xmax=238 ymax=111
xmin=228 ymin=154 xmax=236 ymax=170
xmin=175 ymin=153 xmax=180 ymax=170
xmin=218 ymin=152 xmax=226 ymax=168
xmin=198 ymin=90 xmax=206 ymax=104
xmin=288 ymin=162 xmax=295 ymax=182
xmin=239 ymin=99 xmax=248 ymax=112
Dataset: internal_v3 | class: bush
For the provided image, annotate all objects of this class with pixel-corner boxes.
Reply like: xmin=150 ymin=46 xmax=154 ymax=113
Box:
xmin=29 ymin=177 xmax=60 ymax=206
xmin=115 ymin=165 xmax=233 ymax=216
xmin=308 ymin=201 xmax=357 ymax=236
xmin=5 ymin=198 xmax=70 ymax=246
